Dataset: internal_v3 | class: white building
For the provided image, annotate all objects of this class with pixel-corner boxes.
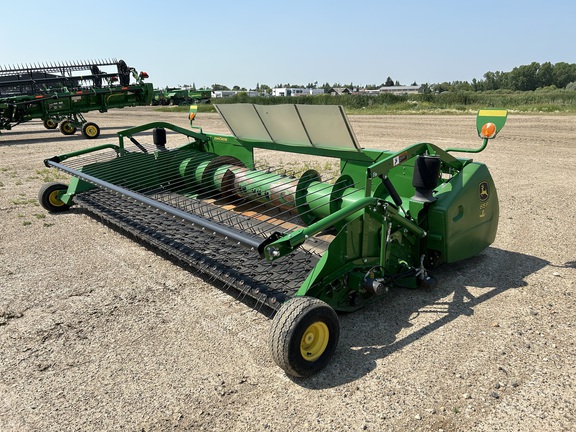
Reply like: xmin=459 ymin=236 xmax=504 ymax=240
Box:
xmin=212 ymin=90 xmax=238 ymax=98
xmin=272 ymin=88 xmax=324 ymax=97
xmin=212 ymin=90 xmax=262 ymax=98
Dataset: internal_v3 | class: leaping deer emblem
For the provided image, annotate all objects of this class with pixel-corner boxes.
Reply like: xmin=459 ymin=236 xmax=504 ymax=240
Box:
xmin=479 ymin=181 xmax=489 ymax=201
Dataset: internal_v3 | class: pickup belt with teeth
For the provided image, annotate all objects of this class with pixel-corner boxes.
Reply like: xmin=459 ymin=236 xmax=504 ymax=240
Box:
xmin=44 ymin=125 xmax=374 ymax=314
xmin=74 ymin=187 xmax=320 ymax=313
xmin=47 ymin=141 xmax=342 ymax=313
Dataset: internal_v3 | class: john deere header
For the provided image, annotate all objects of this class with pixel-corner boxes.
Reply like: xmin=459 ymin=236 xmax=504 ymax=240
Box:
xmin=39 ymin=104 xmax=507 ymax=377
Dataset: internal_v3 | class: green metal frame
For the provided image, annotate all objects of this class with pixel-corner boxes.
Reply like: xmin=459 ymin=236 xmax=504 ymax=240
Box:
xmin=43 ymin=108 xmax=508 ymax=312
xmin=152 ymin=88 xmax=211 ymax=106
xmin=0 ymin=82 xmax=153 ymax=132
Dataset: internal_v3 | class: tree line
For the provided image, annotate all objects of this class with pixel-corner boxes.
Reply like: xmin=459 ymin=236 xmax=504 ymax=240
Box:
xmin=211 ymin=77 xmax=414 ymax=93
xmin=207 ymin=62 xmax=576 ymax=94
xmin=433 ymin=62 xmax=576 ymax=93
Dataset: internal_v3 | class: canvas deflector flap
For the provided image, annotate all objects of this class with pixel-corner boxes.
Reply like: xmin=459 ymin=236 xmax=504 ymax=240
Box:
xmin=215 ymin=103 xmax=362 ymax=152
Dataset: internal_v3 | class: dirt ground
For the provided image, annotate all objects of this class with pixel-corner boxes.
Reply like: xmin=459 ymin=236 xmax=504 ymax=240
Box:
xmin=1 ymin=106 xmax=574 ymax=431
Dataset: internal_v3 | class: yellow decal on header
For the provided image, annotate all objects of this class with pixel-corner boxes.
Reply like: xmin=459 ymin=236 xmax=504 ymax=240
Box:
xmin=478 ymin=109 xmax=507 ymax=117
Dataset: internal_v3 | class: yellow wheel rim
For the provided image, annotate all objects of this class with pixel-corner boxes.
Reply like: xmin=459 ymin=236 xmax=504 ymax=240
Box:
xmin=300 ymin=322 xmax=329 ymax=362
xmin=48 ymin=190 xmax=64 ymax=207
xmin=85 ymin=125 xmax=98 ymax=137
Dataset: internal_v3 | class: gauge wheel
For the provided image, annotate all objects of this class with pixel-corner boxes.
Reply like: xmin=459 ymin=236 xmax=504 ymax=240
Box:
xmin=59 ymin=120 xmax=77 ymax=135
xmin=269 ymin=296 xmax=340 ymax=377
xmin=82 ymin=122 xmax=100 ymax=139
xmin=38 ymin=182 xmax=71 ymax=213
xmin=43 ymin=118 xmax=58 ymax=129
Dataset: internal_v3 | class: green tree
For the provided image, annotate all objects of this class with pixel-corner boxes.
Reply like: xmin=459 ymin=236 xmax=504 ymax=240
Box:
xmin=432 ymin=82 xmax=451 ymax=93
xmin=536 ymin=62 xmax=554 ymax=88
xmin=552 ymin=62 xmax=576 ymax=88
xmin=452 ymin=80 xmax=472 ymax=91
xmin=420 ymin=83 xmax=432 ymax=94
xmin=385 ymin=76 xmax=394 ymax=86
xmin=258 ymin=84 xmax=271 ymax=95
xmin=471 ymin=78 xmax=479 ymax=91
xmin=508 ymin=62 xmax=540 ymax=91
xmin=483 ymin=71 xmax=498 ymax=90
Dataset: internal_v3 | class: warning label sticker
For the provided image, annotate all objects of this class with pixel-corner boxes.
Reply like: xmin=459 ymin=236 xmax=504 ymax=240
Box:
xmin=393 ymin=152 xmax=408 ymax=166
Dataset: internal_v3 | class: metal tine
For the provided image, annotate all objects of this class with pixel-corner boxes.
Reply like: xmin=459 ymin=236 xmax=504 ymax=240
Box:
xmin=64 ymin=144 xmax=340 ymax=244
xmin=59 ymin=142 xmax=358 ymax=249
xmin=160 ymin=159 xmax=290 ymax=220
xmin=0 ymin=58 xmax=121 ymax=76
xmin=205 ymin=168 xmax=332 ymax=238
xmin=128 ymin=148 xmax=225 ymax=198
xmin=238 ymin=176 xmax=362 ymax=246
xmin=149 ymin=158 xmax=284 ymax=223
xmin=175 ymin=158 xmax=303 ymax=225
xmin=235 ymin=283 xmax=250 ymax=303
xmin=61 ymin=143 xmax=281 ymax=230
xmin=192 ymin=168 xmax=296 ymax=235
xmin=253 ymin=296 xmax=266 ymax=313
xmin=199 ymin=165 xmax=292 ymax=217
xmin=217 ymin=166 xmax=298 ymax=211
xmin=251 ymin=186 xmax=352 ymax=250
xmin=214 ymin=173 xmax=315 ymax=235
xmin=190 ymin=159 xmax=287 ymax=202
xmin=206 ymin=169 xmax=304 ymax=235
xmin=227 ymin=172 xmax=347 ymax=234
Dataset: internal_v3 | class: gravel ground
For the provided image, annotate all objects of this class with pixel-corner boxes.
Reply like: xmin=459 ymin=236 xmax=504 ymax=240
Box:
xmin=1 ymin=107 xmax=575 ymax=431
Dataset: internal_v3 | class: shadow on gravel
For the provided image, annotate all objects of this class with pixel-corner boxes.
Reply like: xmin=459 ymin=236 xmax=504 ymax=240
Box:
xmin=293 ymin=247 xmax=549 ymax=389
xmin=43 ymin=205 xmax=550 ymax=388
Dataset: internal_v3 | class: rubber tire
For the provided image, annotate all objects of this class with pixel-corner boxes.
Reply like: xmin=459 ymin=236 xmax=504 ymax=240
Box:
xmin=43 ymin=118 xmax=58 ymax=129
xmin=82 ymin=122 xmax=100 ymax=139
xmin=59 ymin=120 xmax=77 ymax=136
xmin=269 ymin=296 xmax=340 ymax=377
xmin=38 ymin=182 xmax=71 ymax=213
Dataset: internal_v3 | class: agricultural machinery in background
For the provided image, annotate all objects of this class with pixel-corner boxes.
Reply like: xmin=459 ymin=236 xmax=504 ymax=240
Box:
xmin=152 ymin=87 xmax=211 ymax=106
xmin=39 ymin=104 xmax=507 ymax=376
xmin=0 ymin=59 xmax=153 ymax=139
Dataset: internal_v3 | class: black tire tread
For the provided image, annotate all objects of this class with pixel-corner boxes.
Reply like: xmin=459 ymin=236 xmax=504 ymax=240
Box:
xmin=38 ymin=182 xmax=71 ymax=212
xmin=82 ymin=122 xmax=100 ymax=139
xmin=269 ymin=296 xmax=339 ymax=377
xmin=59 ymin=120 xmax=77 ymax=135
xmin=43 ymin=119 xmax=58 ymax=129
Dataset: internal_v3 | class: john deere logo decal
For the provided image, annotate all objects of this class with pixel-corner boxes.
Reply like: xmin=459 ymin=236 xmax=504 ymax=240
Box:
xmin=479 ymin=181 xmax=490 ymax=202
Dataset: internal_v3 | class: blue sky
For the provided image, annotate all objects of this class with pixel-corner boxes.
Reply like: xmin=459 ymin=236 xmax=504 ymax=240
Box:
xmin=2 ymin=0 xmax=575 ymax=89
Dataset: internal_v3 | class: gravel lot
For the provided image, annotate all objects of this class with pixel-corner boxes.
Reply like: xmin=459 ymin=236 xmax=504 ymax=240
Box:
xmin=1 ymin=107 xmax=575 ymax=431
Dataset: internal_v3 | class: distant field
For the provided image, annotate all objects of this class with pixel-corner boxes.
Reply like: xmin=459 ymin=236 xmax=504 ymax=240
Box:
xmin=155 ymin=90 xmax=576 ymax=115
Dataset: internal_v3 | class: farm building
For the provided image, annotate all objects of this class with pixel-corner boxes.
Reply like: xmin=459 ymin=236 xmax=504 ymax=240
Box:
xmin=378 ymin=85 xmax=423 ymax=95
xmin=327 ymin=87 xmax=352 ymax=95
xmin=271 ymin=88 xmax=325 ymax=97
